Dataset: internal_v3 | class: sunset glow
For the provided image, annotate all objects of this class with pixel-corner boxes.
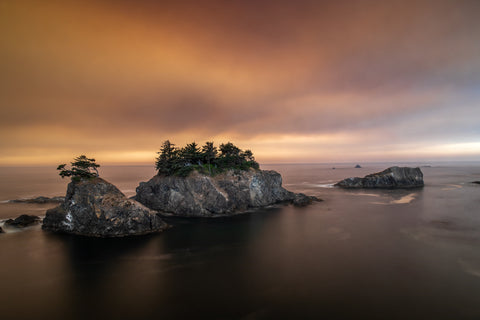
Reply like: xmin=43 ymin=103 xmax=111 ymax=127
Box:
xmin=1 ymin=0 xmax=479 ymax=165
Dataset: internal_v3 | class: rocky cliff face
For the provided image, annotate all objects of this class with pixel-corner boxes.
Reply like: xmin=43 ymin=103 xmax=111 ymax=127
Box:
xmin=43 ymin=178 xmax=168 ymax=237
xmin=135 ymin=169 xmax=316 ymax=217
xmin=335 ymin=166 xmax=424 ymax=189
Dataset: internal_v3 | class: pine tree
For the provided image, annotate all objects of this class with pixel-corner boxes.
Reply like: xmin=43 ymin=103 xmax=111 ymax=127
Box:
xmin=202 ymin=141 xmax=218 ymax=174
xmin=218 ymin=142 xmax=242 ymax=167
xmin=155 ymin=140 xmax=178 ymax=175
xmin=181 ymin=142 xmax=202 ymax=165
xmin=202 ymin=141 xmax=217 ymax=161
xmin=57 ymin=155 xmax=100 ymax=181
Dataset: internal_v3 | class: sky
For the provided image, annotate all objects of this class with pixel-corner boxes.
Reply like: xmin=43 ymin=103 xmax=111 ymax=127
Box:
xmin=1 ymin=0 xmax=480 ymax=165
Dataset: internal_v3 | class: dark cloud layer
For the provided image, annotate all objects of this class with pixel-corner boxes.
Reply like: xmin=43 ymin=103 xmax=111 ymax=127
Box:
xmin=1 ymin=0 xmax=479 ymax=164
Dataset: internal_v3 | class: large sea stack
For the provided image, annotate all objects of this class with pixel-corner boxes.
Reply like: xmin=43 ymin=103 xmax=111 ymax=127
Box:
xmin=135 ymin=169 xmax=317 ymax=217
xmin=43 ymin=178 xmax=168 ymax=237
xmin=335 ymin=166 xmax=424 ymax=189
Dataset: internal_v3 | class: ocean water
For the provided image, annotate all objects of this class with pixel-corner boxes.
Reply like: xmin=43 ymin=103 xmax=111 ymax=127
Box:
xmin=1 ymin=163 xmax=480 ymax=320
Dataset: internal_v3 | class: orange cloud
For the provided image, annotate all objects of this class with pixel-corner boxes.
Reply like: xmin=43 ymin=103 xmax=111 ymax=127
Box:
xmin=1 ymin=0 xmax=480 ymax=165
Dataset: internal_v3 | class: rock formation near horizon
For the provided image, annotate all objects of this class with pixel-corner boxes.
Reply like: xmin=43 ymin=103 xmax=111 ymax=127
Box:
xmin=43 ymin=178 xmax=168 ymax=237
xmin=135 ymin=169 xmax=319 ymax=217
xmin=335 ymin=166 xmax=424 ymax=189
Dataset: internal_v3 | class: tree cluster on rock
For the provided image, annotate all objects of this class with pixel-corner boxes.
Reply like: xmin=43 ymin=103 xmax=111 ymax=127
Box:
xmin=155 ymin=140 xmax=259 ymax=177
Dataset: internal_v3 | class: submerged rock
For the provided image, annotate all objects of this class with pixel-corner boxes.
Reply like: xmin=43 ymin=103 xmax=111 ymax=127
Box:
xmin=135 ymin=169 xmax=319 ymax=217
xmin=293 ymin=193 xmax=321 ymax=207
xmin=4 ymin=214 xmax=41 ymax=228
xmin=43 ymin=178 xmax=168 ymax=237
xmin=9 ymin=196 xmax=64 ymax=204
xmin=335 ymin=166 xmax=424 ymax=189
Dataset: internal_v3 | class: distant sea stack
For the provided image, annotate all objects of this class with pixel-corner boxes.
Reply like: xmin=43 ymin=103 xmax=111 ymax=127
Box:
xmin=135 ymin=169 xmax=318 ymax=217
xmin=335 ymin=166 xmax=424 ymax=189
xmin=43 ymin=178 xmax=168 ymax=237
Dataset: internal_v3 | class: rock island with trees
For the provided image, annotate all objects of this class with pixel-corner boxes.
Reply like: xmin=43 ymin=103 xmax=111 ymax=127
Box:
xmin=43 ymin=155 xmax=167 ymax=237
xmin=39 ymin=141 xmax=319 ymax=237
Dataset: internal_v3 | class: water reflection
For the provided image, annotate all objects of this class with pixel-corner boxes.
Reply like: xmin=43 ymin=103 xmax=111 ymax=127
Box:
xmin=36 ymin=210 xmax=283 ymax=319
xmin=2 ymin=164 xmax=480 ymax=319
xmin=149 ymin=210 xmax=281 ymax=319
xmin=58 ymin=234 xmax=161 ymax=320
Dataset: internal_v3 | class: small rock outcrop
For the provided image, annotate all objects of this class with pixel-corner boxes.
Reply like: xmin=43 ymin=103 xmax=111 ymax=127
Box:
xmin=472 ymin=181 xmax=480 ymax=185
xmin=0 ymin=226 xmax=4 ymax=233
xmin=135 ymin=169 xmax=319 ymax=217
xmin=4 ymin=215 xmax=41 ymax=228
xmin=355 ymin=164 xmax=362 ymax=168
xmin=9 ymin=196 xmax=64 ymax=204
xmin=43 ymin=178 xmax=168 ymax=237
xmin=335 ymin=166 xmax=424 ymax=189
xmin=292 ymin=193 xmax=321 ymax=207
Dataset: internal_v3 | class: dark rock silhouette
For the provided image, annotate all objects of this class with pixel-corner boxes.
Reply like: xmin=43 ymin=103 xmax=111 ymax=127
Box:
xmin=335 ymin=166 xmax=424 ymax=189
xmin=4 ymin=214 xmax=41 ymax=228
xmin=292 ymin=193 xmax=321 ymax=207
xmin=43 ymin=178 xmax=168 ymax=237
xmin=9 ymin=196 xmax=64 ymax=204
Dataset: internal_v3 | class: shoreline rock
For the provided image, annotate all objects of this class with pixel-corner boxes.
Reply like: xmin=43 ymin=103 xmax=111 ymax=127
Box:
xmin=135 ymin=169 xmax=319 ymax=217
xmin=4 ymin=214 xmax=41 ymax=228
xmin=43 ymin=177 xmax=168 ymax=237
xmin=293 ymin=193 xmax=321 ymax=207
xmin=9 ymin=196 xmax=64 ymax=204
xmin=335 ymin=166 xmax=424 ymax=189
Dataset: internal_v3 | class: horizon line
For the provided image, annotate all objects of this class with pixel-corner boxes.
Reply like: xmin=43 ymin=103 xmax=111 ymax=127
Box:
xmin=1 ymin=159 xmax=480 ymax=168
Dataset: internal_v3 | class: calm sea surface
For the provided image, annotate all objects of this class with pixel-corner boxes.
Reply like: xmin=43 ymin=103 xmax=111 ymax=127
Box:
xmin=1 ymin=163 xmax=480 ymax=320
